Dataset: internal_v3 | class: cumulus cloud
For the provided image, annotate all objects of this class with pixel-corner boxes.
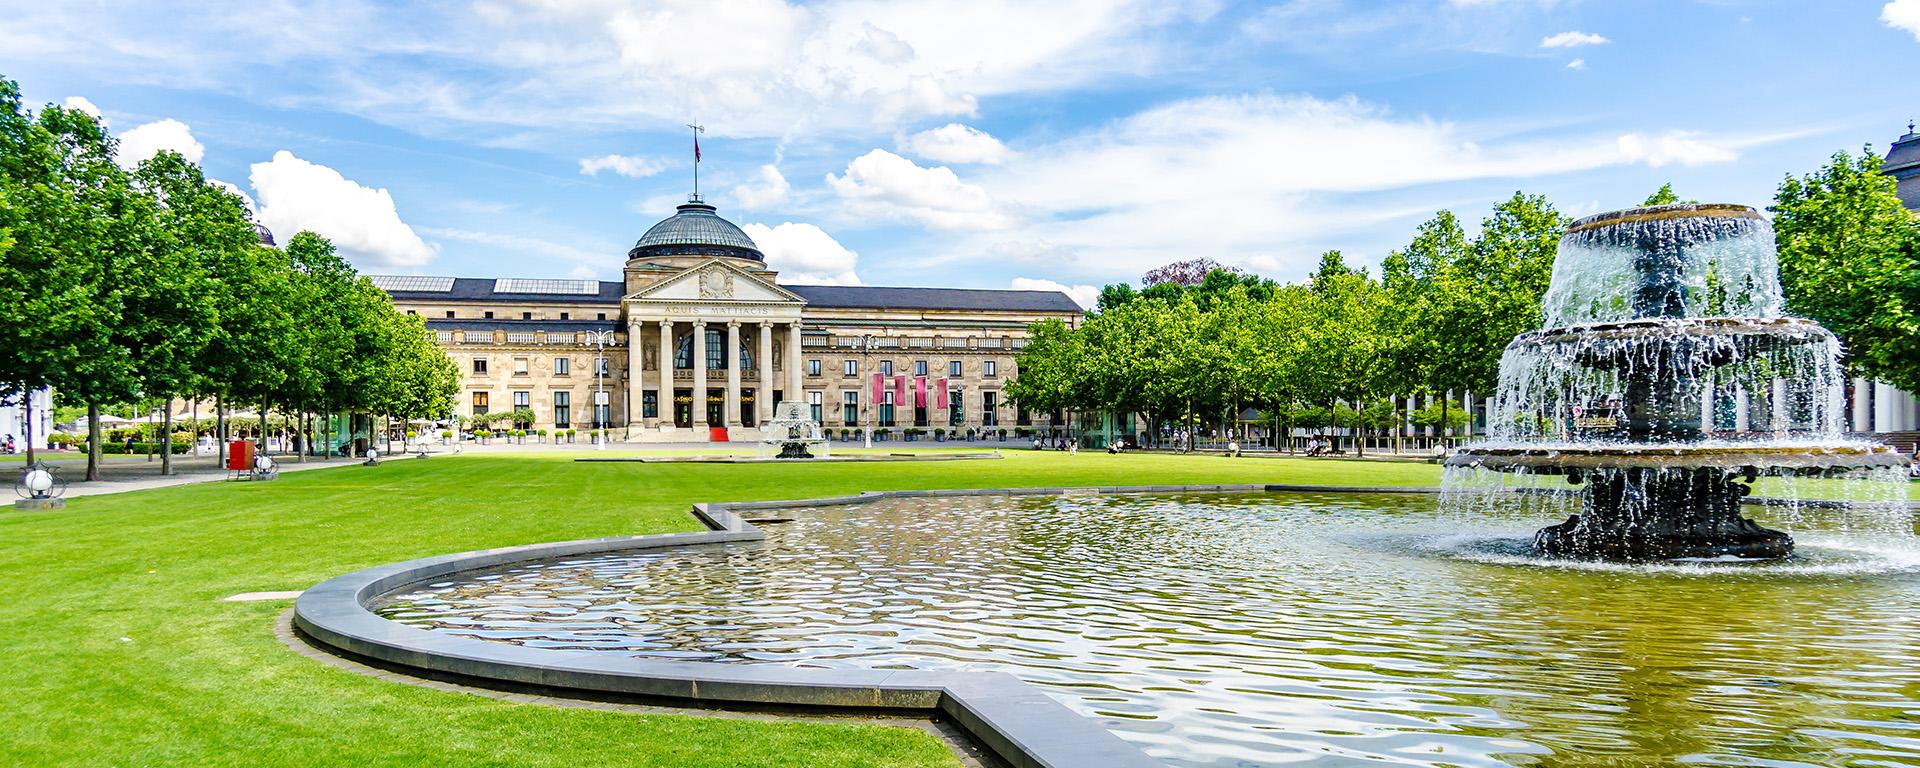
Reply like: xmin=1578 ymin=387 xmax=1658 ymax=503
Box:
xmin=731 ymin=164 xmax=791 ymax=209
xmin=61 ymin=96 xmax=104 ymax=123
xmin=1011 ymin=277 xmax=1097 ymax=309
xmin=1886 ymin=0 xmax=1920 ymax=39
xmin=579 ymin=154 xmax=665 ymax=178
xmin=742 ymin=222 xmax=861 ymax=285
xmin=115 ymin=119 xmax=204 ymax=170
xmin=1615 ymin=132 xmax=1737 ymax=167
xmin=900 ymin=123 xmax=1012 ymax=164
xmin=826 ymin=149 xmax=1013 ymax=230
xmin=250 ymin=150 xmax=438 ymax=268
xmin=1540 ymin=31 xmax=1609 ymax=48
xmin=209 ymin=179 xmax=257 ymax=212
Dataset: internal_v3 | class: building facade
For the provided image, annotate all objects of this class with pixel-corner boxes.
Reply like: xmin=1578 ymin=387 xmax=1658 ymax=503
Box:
xmin=1865 ymin=127 xmax=1920 ymax=436
xmin=376 ymin=199 xmax=1082 ymax=442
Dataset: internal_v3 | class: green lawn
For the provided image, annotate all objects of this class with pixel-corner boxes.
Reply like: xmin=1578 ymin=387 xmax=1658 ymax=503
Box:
xmin=0 ymin=451 xmax=1440 ymax=767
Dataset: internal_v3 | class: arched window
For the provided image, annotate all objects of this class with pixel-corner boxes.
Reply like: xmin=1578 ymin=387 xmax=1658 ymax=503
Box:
xmin=674 ymin=334 xmax=692 ymax=369
xmin=705 ymin=326 xmax=725 ymax=370
xmin=739 ymin=329 xmax=755 ymax=370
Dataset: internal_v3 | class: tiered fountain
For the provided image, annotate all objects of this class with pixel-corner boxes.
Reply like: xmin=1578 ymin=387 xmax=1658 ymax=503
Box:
xmin=761 ymin=401 xmax=829 ymax=459
xmin=1445 ymin=203 xmax=1907 ymax=560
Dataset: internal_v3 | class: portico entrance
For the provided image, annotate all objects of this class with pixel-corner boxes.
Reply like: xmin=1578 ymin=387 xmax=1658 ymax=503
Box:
xmin=624 ymin=258 xmax=807 ymax=442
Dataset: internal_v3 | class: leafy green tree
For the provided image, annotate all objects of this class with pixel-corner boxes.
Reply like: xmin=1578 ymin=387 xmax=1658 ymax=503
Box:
xmin=1771 ymin=148 xmax=1920 ymax=393
xmin=1095 ymin=283 xmax=1136 ymax=313
xmin=1641 ymin=183 xmax=1696 ymax=206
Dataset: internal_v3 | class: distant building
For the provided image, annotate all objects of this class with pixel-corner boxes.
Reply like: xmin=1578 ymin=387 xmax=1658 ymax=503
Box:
xmin=1 ymin=388 xmax=54 ymax=451
xmin=1857 ymin=128 xmax=1920 ymax=437
xmin=375 ymin=198 xmax=1083 ymax=442
xmin=1886 ymin=122 xmax=1920 ymax=212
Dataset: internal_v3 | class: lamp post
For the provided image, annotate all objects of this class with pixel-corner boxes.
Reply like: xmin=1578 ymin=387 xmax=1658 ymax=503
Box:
xmin=585 ymin=330 xmax=615 ymax=451
xmin=859 ymin=333 xmax=878 ymax=449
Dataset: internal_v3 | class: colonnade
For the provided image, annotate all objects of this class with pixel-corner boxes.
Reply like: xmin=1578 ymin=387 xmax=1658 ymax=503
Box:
xmin=627 ymin=318 xmax=804 ymax=432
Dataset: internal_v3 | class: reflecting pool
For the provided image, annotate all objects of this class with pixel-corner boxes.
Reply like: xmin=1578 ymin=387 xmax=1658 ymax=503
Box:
xmin=376 ymin=493 xmax=1920 ymax=767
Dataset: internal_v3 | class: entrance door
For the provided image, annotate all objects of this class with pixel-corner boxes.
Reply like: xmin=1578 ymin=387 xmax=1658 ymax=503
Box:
xmin=673 ymin=388 xmax=693 ymax=428
xmin=706 ymin=398 xmax=724 ymax=426
xmin=741 ymin=388 xmax=756 ymax=427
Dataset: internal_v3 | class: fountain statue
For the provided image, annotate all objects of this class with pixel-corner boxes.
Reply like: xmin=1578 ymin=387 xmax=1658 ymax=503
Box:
xmin=1445 ymin=204 xmax=1907 ymax=560
xmin=761 ymin=401 xmax=829 ymax=459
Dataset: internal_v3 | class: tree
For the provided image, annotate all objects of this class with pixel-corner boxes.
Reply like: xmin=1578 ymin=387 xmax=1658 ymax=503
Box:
xmin=1772 ymin=147 xmax=1920 ymax=393
xmin=1141 ymin=258 xmax=1244 ymax=287
xmin=1095 ymin=283 xmax=1136 ymax=313
xmin=1641 ymin=183 xmax=1696 ymax=206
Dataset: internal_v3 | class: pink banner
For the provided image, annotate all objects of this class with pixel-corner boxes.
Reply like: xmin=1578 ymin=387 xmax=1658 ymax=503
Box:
xmin=935 ymin=378 xmax=949 ymax=409
xmin=914 ymin=376 xmax=928 ymax=408
xmin=871 ymin=372 xmax=883 ymax=402
xmin=894 ymin=375 xmax=908 ymax=406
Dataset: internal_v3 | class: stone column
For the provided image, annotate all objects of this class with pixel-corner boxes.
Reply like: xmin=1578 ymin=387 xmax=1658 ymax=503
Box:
xmin=1850 ymin=376 xmax=1866 ymax=432
xmin=724 ymin=320 xmax=742 ymax=428
xmin=657 ymin=321 xmax=673 ymax=431
xmin=1771 ymin=378 xmax=1789 ymax=435
xmin=630 ymin=319 xmax=650 ymax=429
xmin=1734 ymin=388 xmax=1751 ymax=433
xmin=786 ymin=321 xmax=804 ymax=409
xmin=692 ymin=320 xmax=708 ymax=427
xmin=757 ymin=321 xmax=774 ymax=422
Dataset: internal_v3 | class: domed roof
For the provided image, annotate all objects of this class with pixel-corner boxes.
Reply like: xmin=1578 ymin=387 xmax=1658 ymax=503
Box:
xmin=628 ymin=199 xmax=762 ymax=262
xmin=253 ymin=221 xmax=277 ymax=247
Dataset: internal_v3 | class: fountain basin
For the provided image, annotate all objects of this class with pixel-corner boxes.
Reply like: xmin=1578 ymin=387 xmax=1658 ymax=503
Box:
xmin=1447 ymin=443 xmax=1908 ymax=475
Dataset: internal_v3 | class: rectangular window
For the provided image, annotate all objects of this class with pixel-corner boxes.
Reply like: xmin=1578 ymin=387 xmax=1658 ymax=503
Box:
xmin=982 ymin=391 xmax=998 ymax=426
xmin=808 ymin=391 xmax=823 ymax=423
xmin=914 ymin=360 xmax=928 ymax=376
xmin=842 ymin=391 xmax=859 ymax=425
xmin=484 ymin=311 xmax=494 ymax=319
xmin=406 ymin=309 xmax=417 ymax=315
xmin=983 ymin=360 xmax=998 ymax=377
xmin=445 ymin=310 xmax=455 ymax=318
xmin=513 ymin=390 xmax=530 ymax=408
xmin=879 ymin=360 xmax=894 ymax=376
xmin=597 ymin=313 xmax=607 ymax=321
xmin=1017 ymin=409 xmax=1032 ymax=426
xmin=596 ymin=357 xmax=609 ymax=375
xmin=472 ymin=391 xmax=489 ymax=415
xmin=472 ymin=356 xmax=488 ymax=374
xmin=641 ymin=391 xmax=657 ymax=419
xmin=843 ymin=359 xmax=858 ymax=377
xmin=880 ymin=391 xmax=896 ymax=427
xmin=554 ymin=357 xmax=570 ymax=376
xmin=807 ymin=359 xmax=822 ymax=376
xmin=553 ymin=392 xmax=570 ymax=426
xmin=513 ymin=357 xmax=529 ymax=375
xmin=949 ymin=360 xmax=962 ymax=377
xmin=705 ymin=327 xmax=725 ymax=370
xmin=559 ymin=312 xmax=569 ymax=320
xmin=949 ymin=387 xmax=963 ymax=426
xmin=522 ymin=312 xmax=533 ymax=320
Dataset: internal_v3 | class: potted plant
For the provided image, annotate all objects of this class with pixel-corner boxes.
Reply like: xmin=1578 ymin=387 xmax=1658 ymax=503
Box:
xmin=933 ymin=427 xmax=946 ymax=442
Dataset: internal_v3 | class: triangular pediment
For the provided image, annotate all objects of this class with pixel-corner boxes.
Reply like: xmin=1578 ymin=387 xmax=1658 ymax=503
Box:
xmin=628 ymin=259 xmax=805 ymax=304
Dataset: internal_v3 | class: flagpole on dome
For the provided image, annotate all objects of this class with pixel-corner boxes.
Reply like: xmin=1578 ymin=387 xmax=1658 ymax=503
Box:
xmin=686 ymin=122 xmax=705 ymax=202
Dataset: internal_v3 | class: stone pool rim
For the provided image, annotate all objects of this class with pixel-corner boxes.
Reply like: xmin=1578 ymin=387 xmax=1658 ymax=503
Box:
xmin=294 ymin=483 xmax=1446 ymax=768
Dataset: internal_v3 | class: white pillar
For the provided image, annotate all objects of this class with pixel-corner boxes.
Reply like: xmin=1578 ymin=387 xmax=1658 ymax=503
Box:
xmin=787 ymin=321 xmax=804 ymax=410
xmin=1699 ymin=373 xmax=1714 ymax=434
xmin=724 ymin=320 xmax=742 ymax=428
xmin=1850 ymin=377 xmax=1871 ymax=433
xmin=629 ymin=320 xmax=647 ymax=429
xmin=757 ymin=322 xmax=774 ymax=422
xmin=1874 ymin=381 xmax=1899 ymax=433
xmin=657 ymin=321 xmax=673 ymax=430
xmin=692 ymin=320 xmax=708 ymax=427
xmin=1771 ymin=378 xmax=1788 ymax=435
xmin=1735 ymin=388 xmax=1750 ymax=432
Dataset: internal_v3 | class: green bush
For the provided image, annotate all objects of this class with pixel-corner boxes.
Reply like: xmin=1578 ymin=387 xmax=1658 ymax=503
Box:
xmin=101 ymin=441 xmax=191 ymax=455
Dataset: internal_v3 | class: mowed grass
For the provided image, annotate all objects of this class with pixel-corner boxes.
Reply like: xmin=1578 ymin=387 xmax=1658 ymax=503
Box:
xmin=0 ymin=451 xmax=1440 ymax=767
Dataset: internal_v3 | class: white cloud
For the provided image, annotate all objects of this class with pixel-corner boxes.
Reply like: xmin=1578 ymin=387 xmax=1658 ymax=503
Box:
xmin=2 ymin=1 xmax=1202 ymax=141
xmin=61 ymin=96 xmax=104 ymax=123
xmin=1615 ymin=131 xmax=1737 ymax=167
xmin=1886 ymin=0 xmax=1920 ymax=39
xmin=579 ymin=154 xmax=665 ymax=178
xmin=568 ymin=264 xmax=601 ymax=279
xmin=742 ymin=222 xmax=861 ymax=285
xmin=1540 ymin=31 xmax=1608 ymax=48
xmin=826 ymin=149 xmax=1013 ymax=230
xmin=731 ymin=164 xmax=791 ymax=209
xmin=209 ymin=179 xmax=257 ymax=212
xmin=900 ymin=123 xmax=1012 ymax=164
xmin=250 ymin=150 xmax=438 ymax=268
xmin=115 ymin=119 xmax=204 ymax=170
xmin=1566 ymin=58 xmax=1586 ymax=70
xmin=1011 ymin=277 xmax=1097 ymax=309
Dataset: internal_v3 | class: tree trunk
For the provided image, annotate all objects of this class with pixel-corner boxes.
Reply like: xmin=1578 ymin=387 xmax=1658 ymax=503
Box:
xmin=145 ymin=407 xmax=154 ymax=463
xmin=1441 ymin=398 xmax=1451 ymax=451
xmin=86 ymin=403 xmax=102 ymax=481
xmin=1355 ymin=398 xmax=1366 ymax=457
xmin=161 ymin=403 xmax=174 ymax=476
xmin=216 ymin=402 xmax=226 ymax=468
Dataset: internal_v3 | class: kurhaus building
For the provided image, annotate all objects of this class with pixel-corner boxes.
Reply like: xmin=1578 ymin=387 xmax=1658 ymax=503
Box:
xmin=374 ymin=198 xmax=1083 ymax=442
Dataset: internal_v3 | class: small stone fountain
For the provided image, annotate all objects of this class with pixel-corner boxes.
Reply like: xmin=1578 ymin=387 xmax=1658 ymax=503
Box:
xmin=1445 ymin=204 xmax=1907 ymax=560
xmin=761 ymin=401 xmax=829 ymax=459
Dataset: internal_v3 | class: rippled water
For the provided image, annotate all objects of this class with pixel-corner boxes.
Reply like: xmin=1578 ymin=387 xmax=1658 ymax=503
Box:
xmin=376 ymin=493 xmax=1920 ymax=767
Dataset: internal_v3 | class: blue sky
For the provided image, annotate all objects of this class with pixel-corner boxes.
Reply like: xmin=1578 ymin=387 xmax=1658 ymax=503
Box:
xmin=4 ymin=0 xmax=1917 ymax=306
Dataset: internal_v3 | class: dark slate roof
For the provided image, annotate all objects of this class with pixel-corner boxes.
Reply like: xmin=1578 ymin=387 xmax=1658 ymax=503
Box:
xmin=1886 ymin=133 xmax=1920 ymax=173
xmin=386 ymin=277 xmax=625 ymax=304
xmin=426 ymin=319 xmax=620 ymax=333
xmin=787 ymin=285 xmax=1083 ymax=313
xmin=1899 ymin=176 xmax=1920 ymax=212
xmin=629 ymin=200 xmax=764 ymax=261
